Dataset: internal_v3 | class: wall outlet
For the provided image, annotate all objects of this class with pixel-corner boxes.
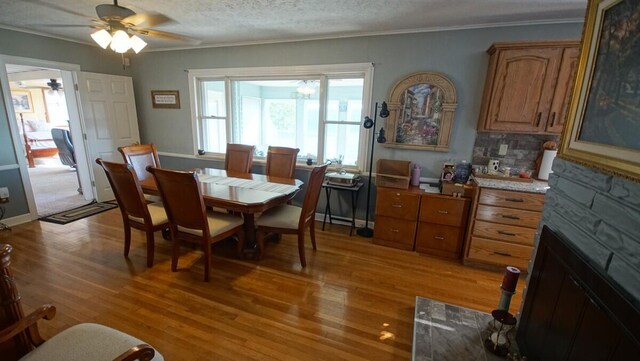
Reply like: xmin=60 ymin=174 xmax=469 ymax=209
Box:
xmin=0 ymin=187 xmax=8 ymax=203
xmin=499 ymin=144 xmax=508 ymax=156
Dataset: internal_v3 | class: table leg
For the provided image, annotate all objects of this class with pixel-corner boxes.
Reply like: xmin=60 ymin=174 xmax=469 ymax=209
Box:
xmin=241 ymin=213 xmax=259 ymax=258
xmin=322 ymin=187 xmax=332 ymax=231
xmin=350 ymin=189 xmax=359 ymax=236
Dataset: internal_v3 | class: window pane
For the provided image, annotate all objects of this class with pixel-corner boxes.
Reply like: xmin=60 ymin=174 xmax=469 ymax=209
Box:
xmin=202 ymin=81 xmax=226 ymax=117
xmin=202 ymin=118 xmax=226 ymax=153
xmin=324 ymin=123 xmax=360 ymax=166
xmin=326 ymin=78 xmax=364 ymax=122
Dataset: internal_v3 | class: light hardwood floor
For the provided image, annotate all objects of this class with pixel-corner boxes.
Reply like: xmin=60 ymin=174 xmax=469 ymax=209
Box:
xmin=1 ymin=209 xmax=524 ymax=360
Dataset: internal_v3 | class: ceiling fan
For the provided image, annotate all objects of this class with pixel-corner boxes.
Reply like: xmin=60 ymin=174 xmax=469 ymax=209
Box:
xmin=24 ymin=0 xmax=199 ymax=53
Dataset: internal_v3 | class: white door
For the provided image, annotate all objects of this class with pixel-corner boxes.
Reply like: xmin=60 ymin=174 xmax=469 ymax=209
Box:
xmin=77 ymin=72 xmax=140 ymax=202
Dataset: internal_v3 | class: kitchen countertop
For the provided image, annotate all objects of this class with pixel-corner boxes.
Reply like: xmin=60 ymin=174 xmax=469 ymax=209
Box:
xmin=473 ymin=176 xmax=549 ymax=194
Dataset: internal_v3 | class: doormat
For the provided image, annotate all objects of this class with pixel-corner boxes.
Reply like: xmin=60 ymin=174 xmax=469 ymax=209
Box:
xmin=40 ymin=201 xmax=118 ymax=225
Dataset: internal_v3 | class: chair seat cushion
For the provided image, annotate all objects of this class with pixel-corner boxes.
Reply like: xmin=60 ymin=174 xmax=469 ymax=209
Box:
xmin=178 ymin=210 xmax=244 ymax=237
xmin=19 ymin=323 xmax=163 ymax=361
xmin=256 ymin=205 xmax=301 ymax=230
xmin=128 ymin=203 xmax=168 ymax=226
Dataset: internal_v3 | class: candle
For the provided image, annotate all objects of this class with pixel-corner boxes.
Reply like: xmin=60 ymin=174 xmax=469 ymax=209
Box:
xmin=500 ymin=266 xmax=520 ymax=292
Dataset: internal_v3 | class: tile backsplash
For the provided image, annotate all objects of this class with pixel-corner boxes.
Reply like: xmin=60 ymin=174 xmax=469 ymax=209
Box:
xmin=472 ymin=132 xmax=559 ymax=174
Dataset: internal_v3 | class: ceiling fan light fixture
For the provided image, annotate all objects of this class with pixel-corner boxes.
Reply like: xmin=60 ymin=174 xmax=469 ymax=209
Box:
xmin=129 ymin=35 xmax=147 ymax=54
xmin=296 ymin=80 xmax=317 ymax=95
xmin=91 ymin=29 xmax=112 ymax=49
xmin=110 ymin=29 xmax=131 ymax=53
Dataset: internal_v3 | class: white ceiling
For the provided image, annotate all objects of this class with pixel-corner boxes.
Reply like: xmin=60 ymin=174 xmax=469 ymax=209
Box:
xmin=0 ymin=0 xmax=588 ymax=51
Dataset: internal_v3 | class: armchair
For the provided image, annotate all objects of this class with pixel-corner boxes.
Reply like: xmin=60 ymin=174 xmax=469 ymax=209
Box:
xmin=0 ymin=244 xmax=162 ymax=361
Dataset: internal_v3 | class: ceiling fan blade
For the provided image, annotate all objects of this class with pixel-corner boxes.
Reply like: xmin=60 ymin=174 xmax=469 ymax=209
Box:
xmin=22 ymin=0 xmax=95 ymax=21
xmin=131 ymin=28 xmax=201 ymax=45
xmin=122 ymin=13 xmax=173 ymax=28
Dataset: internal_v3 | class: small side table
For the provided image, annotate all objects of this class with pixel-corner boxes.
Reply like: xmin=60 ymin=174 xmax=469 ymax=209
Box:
xmin=322 ymin=181 xmax=363 ymax=236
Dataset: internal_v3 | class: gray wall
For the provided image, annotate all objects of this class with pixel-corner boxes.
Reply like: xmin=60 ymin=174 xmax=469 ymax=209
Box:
xmin=0 ymin=28 xmax=130 ymax=218
xmin=542 ymin=158 xmax=640 ymax=306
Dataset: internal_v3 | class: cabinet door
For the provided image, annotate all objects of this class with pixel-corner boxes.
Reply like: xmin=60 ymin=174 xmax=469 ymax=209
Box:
xmin=483 ymin=48 xmax=562 ymax=132
xmin=546 ymin=47 xmax=580 ymax=133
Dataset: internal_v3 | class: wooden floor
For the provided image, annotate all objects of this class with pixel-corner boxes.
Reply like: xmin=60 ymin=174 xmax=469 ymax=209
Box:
xmin=1 ymin=209 xmax=524 ymax=360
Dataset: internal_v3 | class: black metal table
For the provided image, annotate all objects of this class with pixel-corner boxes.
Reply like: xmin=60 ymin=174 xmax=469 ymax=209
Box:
xmin=322 ymin=181 xmax=363 ymax=236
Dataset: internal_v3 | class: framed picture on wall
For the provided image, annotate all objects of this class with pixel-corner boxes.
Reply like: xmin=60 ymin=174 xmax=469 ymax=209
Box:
xmin=559 ymin=0 xmax=640 ymax=181
xmin=151 ymin=90 xmax=180 ymax=109
xmin=11 ymin=90 xmax=33 ymax=113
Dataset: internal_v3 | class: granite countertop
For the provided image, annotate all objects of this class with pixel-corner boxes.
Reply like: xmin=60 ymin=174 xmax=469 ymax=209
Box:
xmin=412 ymin=297 xmax=519 ymax=361
xmin=473 ymin=176 xmax=549 ymax=194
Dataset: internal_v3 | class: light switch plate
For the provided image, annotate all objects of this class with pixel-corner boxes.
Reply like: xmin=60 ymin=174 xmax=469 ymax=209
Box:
xmin=499 ymin=144 xmax=508 ymax=156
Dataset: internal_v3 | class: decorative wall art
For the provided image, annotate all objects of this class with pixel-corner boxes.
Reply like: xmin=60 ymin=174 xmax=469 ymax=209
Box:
xmin=11 ymin=90 xmax=33 ymax=113
xmin=559 ymin=0 xmax=640 ymax=181
xmin=151 ymin=90 xmax=180 ymax=109
xmin=384 ymin=72 xmax=457 ymax=151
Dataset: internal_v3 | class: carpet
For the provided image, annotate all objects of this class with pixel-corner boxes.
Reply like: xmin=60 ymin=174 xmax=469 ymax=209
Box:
xmin=28 ymin=158 xmax=90 ymax=217
xmin=40 ymin=201 xmax=118 ymax=224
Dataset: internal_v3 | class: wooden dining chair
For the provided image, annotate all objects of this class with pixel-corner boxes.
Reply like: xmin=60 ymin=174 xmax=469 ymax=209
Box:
xmin=0 ymin=244 xmax=161 ymax=361
xmin=117 ymin=144 xmax=160 ymax=182
xmin=146 ymin=167 xmax=245 ymax=282
xmin=95 ymin=158 xmax=169 ymax=268
xmin=265 ymin=146 xmax=300 ymax=179
xmin=225 ymin=143 xmax=255 ymax=173
xmin=255 ymin=163 xmax=328 ymax=267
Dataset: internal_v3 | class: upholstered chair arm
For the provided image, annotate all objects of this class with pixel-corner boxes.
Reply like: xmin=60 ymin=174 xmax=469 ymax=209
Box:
xmin=113 ymin=344 xmax=156 ymax=361
xmin=0 ymin=304 xmax=56 ymax=344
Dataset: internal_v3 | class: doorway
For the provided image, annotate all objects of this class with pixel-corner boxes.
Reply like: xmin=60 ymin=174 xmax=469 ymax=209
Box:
xmin=1 ymin=57 xmax=94 ymax=219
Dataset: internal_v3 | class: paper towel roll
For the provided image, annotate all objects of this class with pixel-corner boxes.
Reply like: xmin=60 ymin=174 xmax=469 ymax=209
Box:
xmin=538 ymin=150 xmax=557 ymax=180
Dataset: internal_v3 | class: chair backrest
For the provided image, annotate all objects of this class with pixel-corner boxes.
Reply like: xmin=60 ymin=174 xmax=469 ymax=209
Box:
xmin=51 ymin=128 xmax=75 ymax=166
xmin=146 ymin=167 xmax=209 ymax=234
xmin=298 ymin=164 xmax=329 ymax=226
xmin=0 ymin=244 xmax=33 ymax=359
xmin=265 ymin=146 xmax=299 ymax=179
xmin=95 ymin=159 xmax=149 ymax=222
xmin=225 ymin=143 xmax=255 ymax=173
xmin=117 ymin=144 xmax=160 ymax=182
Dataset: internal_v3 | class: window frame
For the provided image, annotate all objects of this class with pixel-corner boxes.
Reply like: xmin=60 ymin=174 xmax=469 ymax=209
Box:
xmin=187 ymin=63 xmax=374 ymax=171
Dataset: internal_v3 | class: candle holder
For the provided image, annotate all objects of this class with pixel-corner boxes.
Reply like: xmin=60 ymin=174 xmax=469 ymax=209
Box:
xmin=484 ymin=309 xmax=517 ymax=356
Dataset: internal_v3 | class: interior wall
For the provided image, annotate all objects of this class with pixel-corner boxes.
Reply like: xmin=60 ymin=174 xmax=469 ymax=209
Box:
xmin=130 ymin=23 xmax=583 ymax=179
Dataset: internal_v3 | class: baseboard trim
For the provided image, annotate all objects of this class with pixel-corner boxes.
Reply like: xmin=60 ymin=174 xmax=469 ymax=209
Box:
xmin=1 ymin=213 xmax=34 ymax=227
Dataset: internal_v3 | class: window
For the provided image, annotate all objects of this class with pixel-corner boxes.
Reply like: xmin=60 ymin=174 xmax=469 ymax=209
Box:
xmin=189 ymin=64 xmax=373 ymax=169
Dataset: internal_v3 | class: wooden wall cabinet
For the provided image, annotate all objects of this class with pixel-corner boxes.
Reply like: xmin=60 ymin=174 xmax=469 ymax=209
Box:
xmin=477 ymin=40 xmax=580 ymax=134
xmin=464 ymin=188 xmax=544 ymax=270
xmin=415 ymin=194 xmax=470 ymax=258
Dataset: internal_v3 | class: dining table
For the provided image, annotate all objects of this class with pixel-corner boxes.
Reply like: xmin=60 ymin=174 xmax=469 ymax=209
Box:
xmin=140 ymin=168 xmax=304 ymax=254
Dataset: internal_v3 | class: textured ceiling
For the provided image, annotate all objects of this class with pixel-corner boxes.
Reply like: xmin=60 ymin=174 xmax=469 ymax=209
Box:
xmin=0 ymin=0 xmax=588 ymax=51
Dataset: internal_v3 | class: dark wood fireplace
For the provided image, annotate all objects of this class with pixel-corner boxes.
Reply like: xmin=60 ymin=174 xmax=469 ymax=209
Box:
xmin=516 ymin=226 xmax=640 ymax=360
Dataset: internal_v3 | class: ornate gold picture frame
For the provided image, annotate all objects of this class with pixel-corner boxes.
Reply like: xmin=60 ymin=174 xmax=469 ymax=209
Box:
xmin=559 ymin=0 xmax=640 ymax=181
xmin=384 ymin=72 xmax=457 ymax=151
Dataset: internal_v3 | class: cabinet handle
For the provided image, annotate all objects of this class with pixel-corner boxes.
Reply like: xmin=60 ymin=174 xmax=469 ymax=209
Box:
xmin=390 ymin=229 xmax=399 ymax=233
xmin=434 ymin=236 xmax=445 ymax=240
xmin=505 ymin=198 xmax=524 ymax=203
xmin=535 ymin=112 xmax=542 ymax=127
xmin=501 ymin=214 xmax=520 ymax=220
xmin=494 ymin=251 xmax=512 ymax=257
xmin=437 ymin=210 xmax=449 ymax=214
xmin=498 ymin=230 xmax=516 ymax=236
xmin=550 ymin=112 xmax=556 ymax=127
xmin=392 ymin=204 xmax=402 ymax=208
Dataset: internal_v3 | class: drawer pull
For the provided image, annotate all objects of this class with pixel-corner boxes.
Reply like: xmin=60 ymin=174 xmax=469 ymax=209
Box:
xmin=391 ymin=204 xmax=402 ymax=208
xmin=437 ymin=210 xmax=449 ymax=214
xmin=494 ymin=251 xmax=512 ymax=257
xmin=434 ymin=236 xmax=445 ymax=240
xmin=390 ymin=229 xmax=399 ymax=233
xmin=535 ymin=112 xmax=542 ymax=127
xmin=505 ymin=198 xmax=524 ymax=203
xmin=501 ymin=214 xmax=520 ymax=220
xmin=498 ymin=230 xmax=516 ymax=236
xmin=549 ymin=112 xmax=556 ymax=127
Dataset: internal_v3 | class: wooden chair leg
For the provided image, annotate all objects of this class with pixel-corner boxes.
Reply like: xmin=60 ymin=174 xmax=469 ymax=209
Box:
xmin=255 ymin=230 xmax=265 ymax=260
xmin=309 ymin=221 xmax=317 ymax=251
xmin=203 ymin=237 xmax=211 ymax=282
xmin=123 ymin=224 xmax=132 ymax=258
xmin=297 ymin=230 xmax=306 ymax=267
xmin=145 ymin=230 xmax=155 ymax=267
xmin=171 ymin=231 xmax=180 ymax=272
xmin=235 ymin=230 xmax=245 ymax=258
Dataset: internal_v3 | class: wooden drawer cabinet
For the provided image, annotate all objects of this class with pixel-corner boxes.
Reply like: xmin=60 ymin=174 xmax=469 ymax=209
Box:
xmin=415 ymin=194 xmax=470 ymax=258
xmin=374 ymin=187 xmax=422 ymax=249
xmin=477 ymin=40 xmax=580 ymax=134
xmin=464 ymin=187 xmax=544 ymax=270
